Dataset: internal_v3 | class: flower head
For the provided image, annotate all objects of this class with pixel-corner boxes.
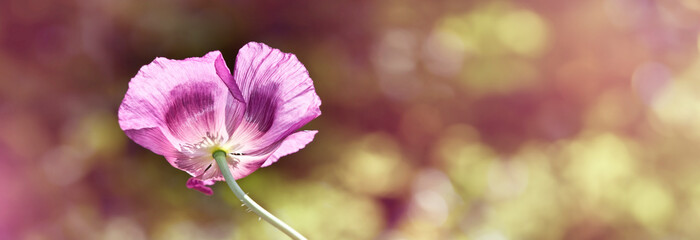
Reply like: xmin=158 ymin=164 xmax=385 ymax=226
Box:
xmin=118 ymin=42 xmax=321 ymax=195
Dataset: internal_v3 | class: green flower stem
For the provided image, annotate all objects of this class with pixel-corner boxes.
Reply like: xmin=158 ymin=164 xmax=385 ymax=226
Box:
xmin=213 ymin=151 xmax=307 ymax=240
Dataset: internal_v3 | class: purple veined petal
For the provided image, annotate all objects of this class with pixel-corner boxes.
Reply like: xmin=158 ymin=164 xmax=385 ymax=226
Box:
xmin=119 ymin=51 xmax=241 ymax=148
xmin=123 ymin=127 xmax=183 ymax=167
xmin=164 ymin=82 xmax=227 ymax=142
xmin=123 ymin=127 xmax=176 ymax=157
xmin=224 ymin=85 xmax=248 ymax=137
xmin=261 ymin=130 xmax=318 ymax=167
xmin=227 ymin=154 xmax=278 ymax=179
xmin=215 ymin=53 xmax=245 ymax=103
xmin=215 ymin=54 xmax=248 ymax=135
xmin=232 ymin=42 xmax=321 ymax=151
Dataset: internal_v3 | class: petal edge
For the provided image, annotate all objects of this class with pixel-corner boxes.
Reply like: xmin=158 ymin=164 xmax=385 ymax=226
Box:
xmin=261 ymin=130 xmax=318 ymax=167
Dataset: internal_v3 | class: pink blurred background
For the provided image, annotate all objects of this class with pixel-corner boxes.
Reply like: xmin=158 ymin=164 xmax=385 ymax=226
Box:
xmin=2 ymin=0 xmax=700 ymax=239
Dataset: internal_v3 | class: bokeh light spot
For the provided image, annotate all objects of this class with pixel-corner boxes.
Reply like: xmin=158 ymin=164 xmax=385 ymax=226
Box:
xmin=423 ymin=29 xmax=466 ymax=77
xmin=496 ymin=10 xmax=548 ymax=57
xmin=627 ymin=179 xmax=674 ymax=228
xmin=337 ymin=133 xmax=413 ymax=197
xmin=564 ymin=133 xmax=637 ymax=203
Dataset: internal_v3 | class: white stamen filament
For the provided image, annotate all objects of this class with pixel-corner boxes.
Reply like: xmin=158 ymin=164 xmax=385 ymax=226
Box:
xmin=179 ymin=132 xmax=245 ymax=158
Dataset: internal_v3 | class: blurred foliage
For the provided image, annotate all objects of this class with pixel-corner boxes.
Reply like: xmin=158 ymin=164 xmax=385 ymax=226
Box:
xmin=2 ymin=0 xmax=700 ymax=239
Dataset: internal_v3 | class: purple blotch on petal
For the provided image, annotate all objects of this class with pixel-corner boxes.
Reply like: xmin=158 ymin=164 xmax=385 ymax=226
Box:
xmin=165 ymin=83 xmax=217 ymax=141
xmin=232 ymin=42 xmax=321 ymax=148
xmin=244 ymin=84 xmax=278 ymax=132
xmin=224 ymin=93 xmax=247 ymax=137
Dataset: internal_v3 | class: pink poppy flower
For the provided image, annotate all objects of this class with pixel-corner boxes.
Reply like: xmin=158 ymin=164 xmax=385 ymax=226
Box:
xmin=118 ymin=42 xmax=321 ymax=195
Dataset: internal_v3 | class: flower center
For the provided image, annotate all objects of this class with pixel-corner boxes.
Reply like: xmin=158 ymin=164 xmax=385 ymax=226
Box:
xmin=179 ymin=132 xmax=245 ymax=159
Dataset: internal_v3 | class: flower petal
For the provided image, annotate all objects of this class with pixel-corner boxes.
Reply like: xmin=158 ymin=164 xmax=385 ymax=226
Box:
xmin=224 ymin=85 xmax=247 ymax=137
xmin=232 ymin=42 xmax=321 ymax=150
xmin=227 ymin=155 xmax=275 ymax=179
xmin=216 ymin=55 xmax=248 ymax=135
xmin=186 ymin=177 xmax=214 ymax=195
xmin=123 ymin=127 xmax=176 ymax=157
xmin=215 ymin=52 xmax=245 ymax=103
xmin=123 ymin=127 xmax=185 ymax=167
xmin=261 ymin=130 xmax=317 ymax=167
xmin=119 ymin=51 xmax=241 ymax=147
xmin=163 ymin=82 xmax=224 ymax=142
xmin=182 ymin=154 xmax=269 ymax=194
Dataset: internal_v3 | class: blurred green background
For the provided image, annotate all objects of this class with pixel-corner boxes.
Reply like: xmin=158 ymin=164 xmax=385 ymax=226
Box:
xmin=2 ymin=0 xmax=700 ymax=239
